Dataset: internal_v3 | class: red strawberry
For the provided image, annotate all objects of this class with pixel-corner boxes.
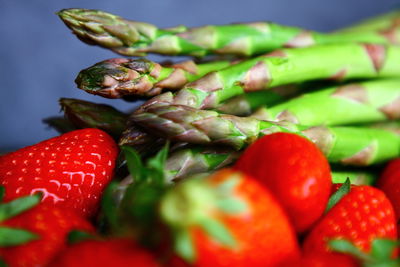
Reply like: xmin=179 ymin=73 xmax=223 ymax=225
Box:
xmin=0 ymin=128 xmax=119 ymax=217
xmin=0 ymin=195 xmax=94 ymax=267
xmin=280 ymin=252 xmax=358 ymax=267
xmin=303 ymin=185 xmax=397 ymax=254
xmin=49 ymin=239 xmax=160 ymax=267
xmin=161 ymin=168 xmax=300 ymax=267
xmin=234 ymin=132 xmax=332 ymax=233
xmin=377 ymin=158 xmax=400 ymax=221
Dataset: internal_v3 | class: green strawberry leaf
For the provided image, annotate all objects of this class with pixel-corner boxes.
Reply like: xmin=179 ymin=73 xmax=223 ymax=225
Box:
xmin=329 ymin=239 xmax=372 ymax=262
xmin=121 ymin=146 xmax=145 ymax=183
xmin=325 ymin=178 xmax=351 ymax=213
xmin=0 ymin=187 xmax=5 ymax=203
xmin=146 ymin=142 xmax=169 ymax=184
xmin=0 ymin=194 xmax=41 ymax=222
xmin=370 ymin=239 xmax=399 ymax=261
xmin=0 ymin=227 xmax=39 ymax=247
xmin=330 ymin=238 xmax=400 ymax=266
xmin=199 ymin=217 xmax=236 ymax=248
xmin=100 ymin=181 xmax=120 ymax=231
xmin=175 ymin=229 xmax=195 ymax=263
xmin=0 ymin=258 xmax=8 ymax=267
xmin=67 ymin=230 xmax=96 ymax=245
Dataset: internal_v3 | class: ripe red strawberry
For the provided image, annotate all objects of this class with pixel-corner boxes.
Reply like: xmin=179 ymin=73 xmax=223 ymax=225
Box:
xmin=280 ymin=252 xmax=358 ymax=267
xmin=377 ymin=158 xmax=400 ymax=220
xmin=0 ymin=128 xmax=119 ymax=217
xmin=49 ymin=239 xmax=160 ymax=267
xmin=234 ymin=132 xmax=332 ymax=233
xmin=160 ymin=168 xmax=300 ymax=267
xmin=303 ymin=185 xmax=397 ymax=254
xmin=0 ymin=195 xmax=94 ymax=267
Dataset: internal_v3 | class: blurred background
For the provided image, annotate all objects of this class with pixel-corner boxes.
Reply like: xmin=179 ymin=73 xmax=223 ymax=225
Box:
xmin=0 ymin=0 xmax=399 ymax=151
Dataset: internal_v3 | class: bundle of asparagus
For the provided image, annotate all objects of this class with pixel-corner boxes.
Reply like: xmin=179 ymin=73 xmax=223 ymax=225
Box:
xmin=55 ymin=8 xmax=400 ymax=183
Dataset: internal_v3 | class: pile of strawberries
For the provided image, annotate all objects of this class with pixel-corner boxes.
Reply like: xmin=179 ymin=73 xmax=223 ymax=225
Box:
xmin=1 ymin=128 xmax=400 ymax=266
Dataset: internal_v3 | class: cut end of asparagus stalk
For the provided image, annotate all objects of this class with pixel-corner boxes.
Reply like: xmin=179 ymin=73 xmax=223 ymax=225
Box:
xmin=75 ymin=58 xmax=162 ymax=98
xmin=57 ymin=8 xmax=157 ymax=56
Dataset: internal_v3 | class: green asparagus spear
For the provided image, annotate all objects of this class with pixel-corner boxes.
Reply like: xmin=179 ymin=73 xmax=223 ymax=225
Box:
xmin=165 ymin=146 xmax=240 ymax=181
xmin=250 ymin=79 xmax=400 ymax=126
xmin=58 ymin=9 xmax=400 ymax=57
xmin=136 ymin=43 xmax=400 ymax=111
xmin=330 ymin=168 xmax=378 ymax=185
xmin=163 ymin=144 xmax=380 ymax=184
xmin=164 ymin=121 xmax=400 ymax=181
xmin=365 ymin=120 xmax=400 ymax=135
xmin=59 ymin=98 xmax=128 ymax=139
xmin=215 ymin=84 xmax=301 ymax=116
xmin=132 ymin=103 xmax=400 ymax=165
xmin=121 ymin=43 xmax=400 ymax=146
xmin=76 ymin=58 xmax=230 ymax=98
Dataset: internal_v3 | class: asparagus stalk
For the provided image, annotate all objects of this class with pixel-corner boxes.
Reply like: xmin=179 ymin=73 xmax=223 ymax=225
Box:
xmin=76 ymin=58 xmax=230 ymax=98
xmin=132 ymin=103 xmax=400 ymax=165
xmin=330 ymin=168 xmax=377 ymax=185
xmin=215 ymin=84 xmax=302 ymax=116
xmin=59 ymin=98 xmax=128 ymax=139
xmin=250 ymin=79 xmax=400 ymax=126
xmin=135 ymin=43 xmax=400 ymax=111
xmin=164 ymin=121 xmax=400 ymax=181
xmin=165 ymin=146 xmax=240 ymax=181
xmin=122 ymin=43 xmax=400 ymax=146
xmin=164 ymin=145 xmax=379 ymax=184
xmin=58 ymin=9 xmax=400 ymax=57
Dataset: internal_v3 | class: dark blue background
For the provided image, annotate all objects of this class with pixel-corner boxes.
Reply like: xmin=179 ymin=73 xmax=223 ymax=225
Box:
xmin=0 ymin=0 xmax=399 ymax=151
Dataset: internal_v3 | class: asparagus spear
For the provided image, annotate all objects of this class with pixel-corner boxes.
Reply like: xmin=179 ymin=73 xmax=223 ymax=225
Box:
xmin=76 ymin=58 xmax=230 ymax=98
xmin=164 ymin=144 xmax=380 ymax=184
xmin=164 ymin=121 xmax=400 ymax=180
xmin=59 ymin=98 xmax=128 ymax=139
xmin=58 ymin=9 xmax=400 ymax=57
xmin=250 ymin=79 xmax=400 ymax=126
xmin=330 ymin=168 xmax=377 ymax=185
xmin=215 ymin=84 xmax=301 ymax=116
xmin=77 ymin=42 xmax=400 ymax=106
xmin=132 ymin=103 xmax=400 ymax=165
xmin=121 ymin=43 xmax=400 ymax=146
xmin=165 ymin=146 xmax=240 ymax=181
xmin=135 ymin=43 xmax=400 ymax=111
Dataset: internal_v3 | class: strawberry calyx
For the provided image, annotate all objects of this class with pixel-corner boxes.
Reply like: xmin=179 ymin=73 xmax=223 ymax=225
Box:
xmin=100 ymin=143 xmax=171 ymax=247
xmin=160 ymin=170 xmax=248 ymax=263
xmin=329 ymin=238 xmax=400 ymax=266
xmin=67 ymin=230 xmax=98 ymax=245
xmin=0 ymin=188 xmax=42 ymax=247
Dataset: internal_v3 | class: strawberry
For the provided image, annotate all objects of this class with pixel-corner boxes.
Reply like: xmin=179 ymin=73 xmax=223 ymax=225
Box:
xmin=0 ymin=128 xmax=119 ymax=217
xmin=0 ymin=194 xmax=94 ymax=267
xmin=160 ymin=168 xmax=300 ymax=267
xmin=280 ymin=252 xmax=358 ymax=267
xmin=377 ymin=158 xmax=400 ymax=221
xmin=49 ymin=239 xmax=160 ymax=267
xmin=234 ymin=132 xmax=332 ymax=233
xmin=303 ymin=185 xmax=397 ymax=255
